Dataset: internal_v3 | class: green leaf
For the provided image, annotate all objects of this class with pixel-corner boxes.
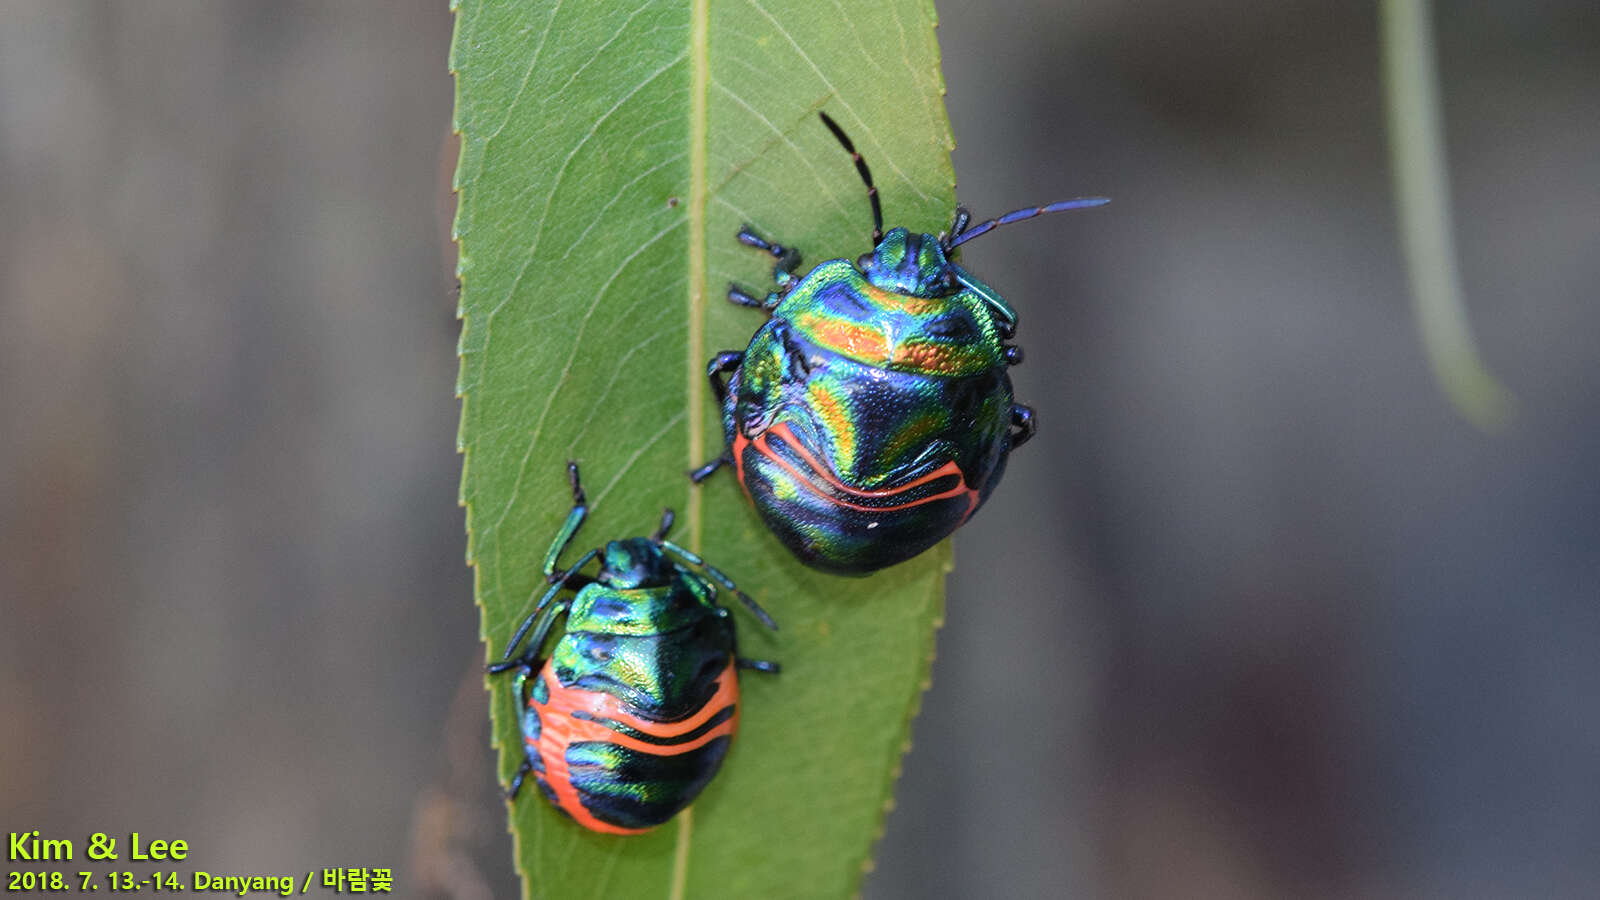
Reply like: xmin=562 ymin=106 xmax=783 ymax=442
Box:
xmin=451 ymin=1 xmax=955 ymax=897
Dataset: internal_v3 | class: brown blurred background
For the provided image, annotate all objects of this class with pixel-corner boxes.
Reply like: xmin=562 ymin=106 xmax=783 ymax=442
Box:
xmin=3 ymin=2 xmax=1597 ymax=898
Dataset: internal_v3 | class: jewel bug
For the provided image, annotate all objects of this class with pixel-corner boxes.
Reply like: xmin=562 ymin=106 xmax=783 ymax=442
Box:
xmin=489 ymin=462 xmax=779 ymax=834
xmin=692 ymin=112 xmax=1107 ymax=575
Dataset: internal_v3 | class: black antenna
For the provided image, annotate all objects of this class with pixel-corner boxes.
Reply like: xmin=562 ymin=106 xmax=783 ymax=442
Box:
xmin=946 ymin=197 xmax=1110 ymax=249
xmin=819 ymin=112 xmax=884 ymax=245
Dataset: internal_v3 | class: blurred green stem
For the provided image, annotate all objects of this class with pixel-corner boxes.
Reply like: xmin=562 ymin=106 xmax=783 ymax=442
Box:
xmin=1380 ymin=0 xmax=1514 ymax=429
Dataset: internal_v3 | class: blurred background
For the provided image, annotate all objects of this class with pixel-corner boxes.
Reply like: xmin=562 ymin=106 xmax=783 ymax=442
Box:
xmin=2 ymin=2 xmax=1596 ymax=898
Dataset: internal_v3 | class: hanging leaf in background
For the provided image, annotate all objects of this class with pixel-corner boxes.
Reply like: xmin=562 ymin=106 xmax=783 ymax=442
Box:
xmin=1380 ymin=0 xmax=1515 ymax=429
xmin=451 ymin=0 xmax=956 ymax=895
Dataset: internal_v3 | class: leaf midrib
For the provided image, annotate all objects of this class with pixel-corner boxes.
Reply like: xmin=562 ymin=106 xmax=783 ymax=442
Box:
xmin=673 ymin=0 xmax=711 ymax=895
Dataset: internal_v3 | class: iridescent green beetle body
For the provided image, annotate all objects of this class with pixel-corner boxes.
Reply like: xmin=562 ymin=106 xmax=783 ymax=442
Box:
xmin=711 ymin=238 xmax=1019 ymax=574
xmin=693 ymin=113 xmax=1106 ymax=575
xmin=490 ymin=463 xmax=778 ymax=833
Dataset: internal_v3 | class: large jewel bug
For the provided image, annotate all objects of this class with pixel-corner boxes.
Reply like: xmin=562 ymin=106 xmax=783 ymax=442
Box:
xmin=489 ymin=462 xmax=779 ymax=834
xmin=692 ymin=112 xmax=1107 ymax=575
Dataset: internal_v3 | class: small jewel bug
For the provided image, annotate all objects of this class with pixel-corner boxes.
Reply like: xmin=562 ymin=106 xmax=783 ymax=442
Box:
xmin=692 ymin=112 xmax=1107 ymax=575
xmin=489 ymin=462 xmax=779 ymax=834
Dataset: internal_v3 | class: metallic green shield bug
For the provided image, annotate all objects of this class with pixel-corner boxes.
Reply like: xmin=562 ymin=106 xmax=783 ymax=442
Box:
xmin=692 ymin=112 xmax=1107 ymax=575
xmin=489 ymin=462 xmax=778 ymax=834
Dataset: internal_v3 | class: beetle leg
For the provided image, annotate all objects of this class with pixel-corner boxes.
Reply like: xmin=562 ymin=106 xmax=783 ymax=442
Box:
xmin=501 ymin=667 xmax=537 ymax=800
xmin=947 ymin=206 xmax=973 ymax=244
xmin=506 ymin=758 xmax=533 ymax=801
xmin=565 ymin=459 xmax=586 ymax=503
xmin=732 ymin=624 xmax=781 ymax=673
xmin=492 ymin=592 xmax=574 ymax=669
xmin=733 ymin=225 xmax=802 ymax=310
xmin=538 ymin=465 xmax=607 ymax=583
xmin=736 ymin=225 xmax=804 ymax=287
xmin=731 ymin=611 xmax=781 ymax=673
xmin=541 ymin=462 xmax=592 ymax=577
xmin=658 ymin=538 xmax=704 ymax=567
xmin=1009 ymin=404 xmax=1037 ymax=449
xmin=705 ymin=350 xmax=743 ymax=404
xmin=733 ymin=588 xmax=778 ymax=631
xmin=499 ymin=548 xmax=594 ymax=667
xmin=541 ymin=505 xmax=586 ymax=577
xmin=689 ymin=454 xmax=729 ymax=483
xmin=728 ymin=282 xmax=788 ymax=312
xmin=726 ymin=283 xmax=765 ymax=309
xmin=770 ymin=249 xmax=802 ymax=290
xmin=651 ymin=507 xmax=676 ymax=542
xmin=660 ymin=539 xmax=780 ymax=631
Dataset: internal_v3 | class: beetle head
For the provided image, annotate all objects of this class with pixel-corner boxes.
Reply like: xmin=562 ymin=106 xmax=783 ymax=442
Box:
xmin=859 ymin=227 xmax=955 ymax=298
xmin=599 ymin=537 xmax=672 ymax=588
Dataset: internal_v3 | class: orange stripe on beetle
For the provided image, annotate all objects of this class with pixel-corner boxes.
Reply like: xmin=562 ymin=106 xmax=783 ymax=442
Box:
xmin=530 ymin=664 xmax=741 ymax=835
xmin=749 ymin=422 xmax=980 ymax=519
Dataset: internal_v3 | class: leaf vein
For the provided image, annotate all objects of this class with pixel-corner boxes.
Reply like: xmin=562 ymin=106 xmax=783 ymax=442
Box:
xmin=487 ymin=218 xmax=686 ymax=541
xmin=561 ymin=149 xmax=688 ymax=261
xmin=484 ymin=51 xmax=688 ymax=328
xmin=590 ymin=408 xmax=687 ymax=510
xmin=477 ymin=0 xmax=563 ymax=179
xmin=742 ymin=0 xmax=933 ymax=203
xmin=710 ymin=80 xmax=853 ymax=220
xmin=540 ymin=0 xmax=663 ymax=114
xmin=563 ymin=326 xmax=676 ymax=457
